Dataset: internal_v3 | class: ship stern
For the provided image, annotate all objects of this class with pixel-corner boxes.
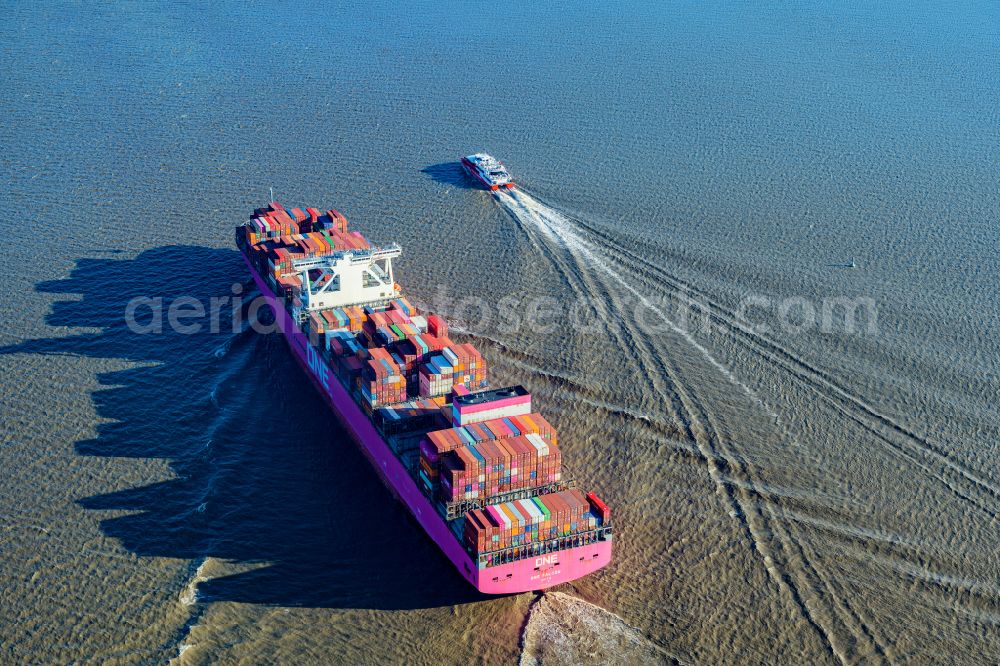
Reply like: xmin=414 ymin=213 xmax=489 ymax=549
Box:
xmin=474 ymin=538 xmax=612 ymax=595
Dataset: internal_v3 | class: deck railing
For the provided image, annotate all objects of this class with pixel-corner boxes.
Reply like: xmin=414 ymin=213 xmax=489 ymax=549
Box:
xmin=476 ymin=526 xmax=613 ymax=568
xmin=443 ymin=480 xmax=575 ymax=521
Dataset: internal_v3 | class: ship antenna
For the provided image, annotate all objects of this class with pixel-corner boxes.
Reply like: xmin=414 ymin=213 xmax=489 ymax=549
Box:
xmin=269 ymin=186 xmax=275 ymax=203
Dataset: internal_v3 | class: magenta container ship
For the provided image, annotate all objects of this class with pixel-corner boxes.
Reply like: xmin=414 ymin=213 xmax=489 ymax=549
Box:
xmin=236 ymin=202 xmax=612 ymax=594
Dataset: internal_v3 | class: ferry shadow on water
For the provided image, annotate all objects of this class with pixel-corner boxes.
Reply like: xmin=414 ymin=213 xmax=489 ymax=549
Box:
xmin=2 ymin=245 xmax=489 ymax=610
xmin=420 ymin=162 xmax=480 ymax=190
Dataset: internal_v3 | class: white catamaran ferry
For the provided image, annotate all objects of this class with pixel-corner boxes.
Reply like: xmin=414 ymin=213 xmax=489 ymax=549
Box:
xmin=461 ymin=154 xmax=515 ymax=190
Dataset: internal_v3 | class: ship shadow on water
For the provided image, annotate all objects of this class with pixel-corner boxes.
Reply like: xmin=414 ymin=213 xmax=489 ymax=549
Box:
xmin=420 ymin=162 xmax=480 ymax=190
xmin=0 ymin=245 xmax=488 ymax=611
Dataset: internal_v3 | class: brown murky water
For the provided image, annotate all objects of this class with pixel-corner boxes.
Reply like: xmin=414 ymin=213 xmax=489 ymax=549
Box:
xmin=2 ymin=2 xmax=998 ymax=664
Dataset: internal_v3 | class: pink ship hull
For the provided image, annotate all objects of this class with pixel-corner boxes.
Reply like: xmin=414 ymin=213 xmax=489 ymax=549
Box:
xmin=244 ymin=255 xmax=611 ymax=594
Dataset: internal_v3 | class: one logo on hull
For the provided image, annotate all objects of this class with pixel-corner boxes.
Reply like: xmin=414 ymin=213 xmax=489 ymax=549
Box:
xmin=535 ymin=554 xmax=559 ymax=568
xmin=306 ymin=345 xmax=331 ymax=392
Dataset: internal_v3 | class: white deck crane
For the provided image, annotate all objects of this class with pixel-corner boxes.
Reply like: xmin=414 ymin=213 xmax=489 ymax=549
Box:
xmin=292 ymin=244 xmax=402 ymax=311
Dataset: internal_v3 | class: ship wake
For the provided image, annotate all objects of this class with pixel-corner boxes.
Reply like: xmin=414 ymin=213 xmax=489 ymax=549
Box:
xmin=519 ymin=592 xmax=678 ymax=666
xmin=501 ymin=190 xmax=1000 ymax=523
xmin=494 ymin=188 xmax=898 ymax=664
xmin=167 ymin=557 xmax=213 ymax=666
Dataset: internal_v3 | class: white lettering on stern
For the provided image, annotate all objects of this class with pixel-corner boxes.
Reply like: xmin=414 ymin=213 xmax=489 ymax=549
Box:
xmin=535 ymin=554 xmax=559 ymax=568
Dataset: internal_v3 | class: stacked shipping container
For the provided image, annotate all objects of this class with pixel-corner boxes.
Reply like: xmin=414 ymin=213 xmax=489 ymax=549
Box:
xmin=322 ymin=306 xmax=367 ymax=333
xmin=418 ymin=412 xmax=558 ymax=495
xmin=440 ymin=434 xmax=561 ymax=502
xmin=364 ymin=308 xmax=422 ymax=347
xmin=244 ymin=202 xmax=350 ymax=245
xmin=263 ymin=229 xmax=370 ymax=277
xmin=362 ymin=348 xmax=406 ymax=407
xmin=462 ymin=489 xmax=606 ymax=554
xmin=417 ymin=345 xmax=487 ymax=397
